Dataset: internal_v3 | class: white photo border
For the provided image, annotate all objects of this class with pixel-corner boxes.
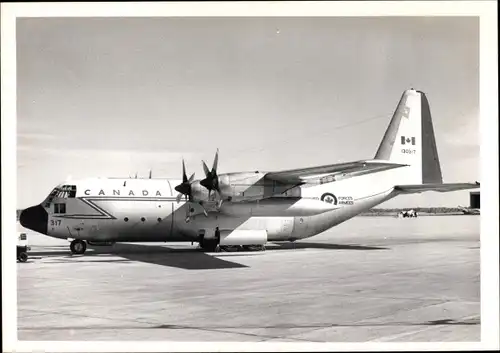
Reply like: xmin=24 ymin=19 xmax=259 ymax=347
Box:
xmin=2 ymin=1 xmax=498 ymax=352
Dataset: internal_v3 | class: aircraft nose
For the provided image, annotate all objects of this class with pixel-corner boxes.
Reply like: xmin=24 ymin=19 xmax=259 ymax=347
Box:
xmin=19 ymin=205 xmax=48 ymax=235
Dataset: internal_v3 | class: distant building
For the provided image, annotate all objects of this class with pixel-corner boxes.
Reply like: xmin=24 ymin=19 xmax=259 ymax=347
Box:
xmin=470 ymin=191 xmax=480 ymax=209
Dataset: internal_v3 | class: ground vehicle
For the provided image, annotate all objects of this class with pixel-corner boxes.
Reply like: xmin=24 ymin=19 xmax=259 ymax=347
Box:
xmin=397 ymin=210 xmax=418 ymax=218
xmin=17 ymin=233 xmax=30 ymax=262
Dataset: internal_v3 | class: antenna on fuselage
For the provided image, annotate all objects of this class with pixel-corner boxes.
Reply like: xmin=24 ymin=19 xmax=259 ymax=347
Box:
xmin=149 ymin=169 xmax=152 ymax=179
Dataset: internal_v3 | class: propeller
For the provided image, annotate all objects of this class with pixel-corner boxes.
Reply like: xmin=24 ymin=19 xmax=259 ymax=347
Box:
xmin=174 ymin=159 xmax=200 ymax=222
xmin=200 ymin=149 xmax=222 ymax=200
xmin=174 ymin=159 xmax=195 ymax=203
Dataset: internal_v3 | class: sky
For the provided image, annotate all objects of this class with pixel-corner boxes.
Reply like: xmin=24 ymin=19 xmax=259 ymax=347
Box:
xmin=16 ymin=16 xmax=479 ymax=209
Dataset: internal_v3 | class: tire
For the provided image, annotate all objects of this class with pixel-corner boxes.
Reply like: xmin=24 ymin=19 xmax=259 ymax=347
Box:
xmin=201 ymin=240 xmax=218 ymax=252
xmin=70 ymin=240 xmax=87 ymax=255
xmin=18 ymin=252 xmax=28 ymax=263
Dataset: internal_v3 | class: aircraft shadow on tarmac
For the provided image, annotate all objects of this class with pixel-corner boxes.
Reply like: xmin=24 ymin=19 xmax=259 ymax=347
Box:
xmin=30 ymin=243 xmax=248 ymax=270
xmin=26 ymin=241 xmax=388 ymax=269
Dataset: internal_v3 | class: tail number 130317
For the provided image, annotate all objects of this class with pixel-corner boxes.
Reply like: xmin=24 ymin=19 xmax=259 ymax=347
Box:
xmin=401 ymin=148 xmax=416 ymax=155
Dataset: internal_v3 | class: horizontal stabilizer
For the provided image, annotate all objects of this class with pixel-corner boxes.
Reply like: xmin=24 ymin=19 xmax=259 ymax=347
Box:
xmin=394 ymin=182 xmax=480 ymax=194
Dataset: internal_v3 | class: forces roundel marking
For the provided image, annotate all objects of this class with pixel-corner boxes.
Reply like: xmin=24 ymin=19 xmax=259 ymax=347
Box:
xmin=320 ymin=193 xmax=337 ymax=205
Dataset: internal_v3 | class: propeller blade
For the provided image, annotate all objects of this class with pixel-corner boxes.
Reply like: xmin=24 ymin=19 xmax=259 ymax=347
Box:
xmin=202 ymin=160 xmax=210 ymax=177
xmin=182 ymin=159 xmax=188 ymax=183
xmin=176 ymin=193 xmax=183 ymax=203
xmin=200 ymin=204 xmax=208 ymax=217
xmin=212 ymin=148 xmax=219 ymax=173
xmin=188 ymin=172 xmax=195 ymax=183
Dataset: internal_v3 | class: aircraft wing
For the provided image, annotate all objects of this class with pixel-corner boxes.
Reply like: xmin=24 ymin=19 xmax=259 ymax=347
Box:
xmin=394 ymin=182 xmax=480 ymax=194
xmin=265 ymin=160 xmax=409 ymax=184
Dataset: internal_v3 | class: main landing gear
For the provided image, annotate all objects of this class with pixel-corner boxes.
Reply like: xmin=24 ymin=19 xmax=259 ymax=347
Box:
xmin=198 ymin=239 xmax=266 ymax=253
xmin=242 ymin=245 xmax=266 ymax=252
xmin=198 ymin=237 xmax=219 ymax=252
xmin=70 ymin=239 xmax=87 ymax=255
xmin=213 ymin=244 xmax=266 ymax=252
xmin=198 ymin=227 xmax=221 ymax=252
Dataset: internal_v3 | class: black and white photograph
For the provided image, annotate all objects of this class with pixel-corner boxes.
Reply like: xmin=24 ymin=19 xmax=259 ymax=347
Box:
xmin=2 ymin=2 xmax=498 ymax=352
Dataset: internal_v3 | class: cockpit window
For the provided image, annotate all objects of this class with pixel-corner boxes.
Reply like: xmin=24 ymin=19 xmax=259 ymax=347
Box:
xmin=43 ymin=189 xmax=59 ymax=208
xmin=68 ymin=185 xmax=77 ymax=198
xmin=56 ymin=185 xmax=76 ymax=198
xmin=42 ymin=185 xmax=76 ymax=207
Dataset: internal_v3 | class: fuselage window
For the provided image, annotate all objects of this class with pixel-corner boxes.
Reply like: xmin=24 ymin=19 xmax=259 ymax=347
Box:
xmin=54 ymin=203 xmax=66 ymax=214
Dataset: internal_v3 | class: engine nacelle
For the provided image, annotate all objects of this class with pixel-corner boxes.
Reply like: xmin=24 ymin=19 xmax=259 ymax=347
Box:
xmin=189 ymin=172 xmax=299 ymax=204
xmin=219 ymin=230 xmax=268 ymax=246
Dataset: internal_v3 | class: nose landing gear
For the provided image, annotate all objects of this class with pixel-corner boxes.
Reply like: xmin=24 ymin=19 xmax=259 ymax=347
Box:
xmin=70 ymin=239 xmax=87 ymax=255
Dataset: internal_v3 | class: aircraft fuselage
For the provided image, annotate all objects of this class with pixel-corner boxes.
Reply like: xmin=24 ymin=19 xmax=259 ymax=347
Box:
xmin=34 ymin=167 xmax=403 ymax=244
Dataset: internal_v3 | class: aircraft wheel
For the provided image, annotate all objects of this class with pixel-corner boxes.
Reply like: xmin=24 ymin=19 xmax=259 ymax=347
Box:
xmin=18 ymin=252 xmax=28 ymax=263
xmin=200 ymin=240 xmax=218 ymax=252
xmin=70 ymin=239 xmax=87 ymax=255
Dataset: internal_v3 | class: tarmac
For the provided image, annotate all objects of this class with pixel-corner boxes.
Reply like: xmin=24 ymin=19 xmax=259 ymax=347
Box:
xmin=17 ymin=215 xmax=480 ymax=342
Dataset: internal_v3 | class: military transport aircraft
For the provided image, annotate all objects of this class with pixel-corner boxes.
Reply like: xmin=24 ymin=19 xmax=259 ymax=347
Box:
xmin=20 ymin=89 xmax=479 ymax=255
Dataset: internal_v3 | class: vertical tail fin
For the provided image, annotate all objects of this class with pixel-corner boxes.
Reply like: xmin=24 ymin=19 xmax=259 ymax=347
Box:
xmin=374 ymin=89 xmax=443 ymax=185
